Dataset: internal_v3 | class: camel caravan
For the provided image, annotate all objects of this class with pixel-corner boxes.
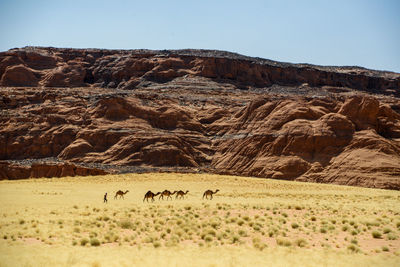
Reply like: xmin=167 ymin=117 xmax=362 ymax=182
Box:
xmin=106 ymin=189 xmax=219 ymax=203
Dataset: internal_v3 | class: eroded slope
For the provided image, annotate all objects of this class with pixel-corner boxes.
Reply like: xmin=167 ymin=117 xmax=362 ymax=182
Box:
xmin=1 ymin=78 xmax=400 ymax=189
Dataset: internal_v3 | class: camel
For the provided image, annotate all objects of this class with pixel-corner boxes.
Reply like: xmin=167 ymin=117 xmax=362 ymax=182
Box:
xmin=143 ymin=191 xmax=161 ymax=202
xmin=159 ymin=190 xmax=177 ymax=200
xmin=114 ymin=190 xmax=129 ymax=199
xmin=176 ymin=190 xmax=189 ymax=199
xmin=202 ymin=189 xmax=219 ymax=200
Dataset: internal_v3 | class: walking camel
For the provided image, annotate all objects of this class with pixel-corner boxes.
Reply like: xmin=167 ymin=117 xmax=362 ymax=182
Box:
xmin=114 ymin=190 xmax=129 ymax=199
xmin=143 ymin=191 xmax=161 ymax=202
xmin=159 ymin=190 xmax=177 ymax=200
xmin=202 ymin=189 xmax=219 ymax=200
xmin=176 ymin=190 xmax=189 ymax=199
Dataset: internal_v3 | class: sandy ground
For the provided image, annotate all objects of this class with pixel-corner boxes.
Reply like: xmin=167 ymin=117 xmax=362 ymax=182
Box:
xmin=0 ymin=173 xmax=399 ymax=266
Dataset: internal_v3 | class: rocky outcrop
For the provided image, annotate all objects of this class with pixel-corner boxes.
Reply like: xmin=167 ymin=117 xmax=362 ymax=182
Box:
xmin=1 ymin=82 xmax=399 ymax=189
xmin=0 ymin=161 xmax=108 ymax=180
xmin=1 ymin=47 xmax=399 ymax=96
xmin=0 ymin=47 xmax=399 ymax=189
xmin=0 ymin=64 xmax=39 ymax=86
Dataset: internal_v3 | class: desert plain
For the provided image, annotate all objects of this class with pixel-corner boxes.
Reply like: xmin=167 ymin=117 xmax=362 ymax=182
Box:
xmin=0 ymin=173 xmax=399 ymax=267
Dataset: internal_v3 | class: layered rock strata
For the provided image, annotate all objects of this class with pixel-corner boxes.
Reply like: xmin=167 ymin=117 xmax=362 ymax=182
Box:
xmin=1 ymin=47 xmax=399 ymax=96
xmin=0 ymin=47 xmax=399 ymax=189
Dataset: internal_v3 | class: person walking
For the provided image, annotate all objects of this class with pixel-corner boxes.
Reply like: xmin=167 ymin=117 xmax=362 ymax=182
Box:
xmin=104 ymin=192 xmax=108 ymax=203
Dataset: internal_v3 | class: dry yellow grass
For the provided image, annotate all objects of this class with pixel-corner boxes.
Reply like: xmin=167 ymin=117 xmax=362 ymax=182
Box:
xmin=0 ymin=173 xmax=399 ymax=267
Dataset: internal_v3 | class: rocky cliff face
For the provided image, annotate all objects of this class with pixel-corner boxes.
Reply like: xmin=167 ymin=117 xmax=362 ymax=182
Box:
xmin=1 ymin=47 xmax=399 ymax=95
xmin=1 ymin=47 xmax=399 ymax=189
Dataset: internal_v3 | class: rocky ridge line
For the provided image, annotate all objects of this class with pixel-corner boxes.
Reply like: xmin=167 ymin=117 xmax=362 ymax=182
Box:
xmin=1 ymin=46 xmax=399 ymax=96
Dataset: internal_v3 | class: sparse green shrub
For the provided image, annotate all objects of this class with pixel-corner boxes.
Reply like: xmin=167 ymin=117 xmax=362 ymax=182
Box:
xmin=372 ymin=231 xmax=382 ymax=239
xmin=204 ymin=235 xmax=213 ymax=242
xmin=382 ymin=246 xmax=389 ymax=252
xmin=252 ymin=237 xmax=267 ymax=250
xmin=119 ymin=220 xmax=133 ymax=229
xmin=276 ymin=238 xmax=291 ymax=247
xmin=253 ymin=224 xmax=261 ymax=231
xmin=90 ymin=238 xmax=100 ymax=246
xmin=80 ymin=238 xmax=89 ymax=246
xmin=207 ymin=228 xmax=216 ymax=236
xmin=268 ymin=231 xmax=274 ymax=237
xmin=238 ymin=229 xmax=247 ymax=237
xmin=291 ymin=223 xmax=299 ymax=229
xmin=231 ymin=235 xmax=240 ymax=244
xmin=175 ymin=229 xmax=184 ymax=237
xmin=295 ymin=238 xmax=307 ymax=247
xmin=153 ymin=241 xmax=161 ymax=248
xmin=387 ymin=233 xmax=398 ymax=240
xmin=383 ymin=227 xmax=392 ymax=234
xmin=347 ymin=244 xmax=360 ymax=252
xmin=311 ymin=216 xmax=316 ymax=221
xmin=371 ymin=221 xmax=380 ymax=227
xmin=144 ymin=235 xmax=156 ymax=243
xmin=211 ymin=220 xmax=220 ymax=229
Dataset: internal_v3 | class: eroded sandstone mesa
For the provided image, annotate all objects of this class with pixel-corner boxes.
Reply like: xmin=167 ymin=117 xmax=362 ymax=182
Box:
xmin=0 ymin=47 xmax=399 ymax=189
xmin=1 ymin=46 xmax=399 ymax=95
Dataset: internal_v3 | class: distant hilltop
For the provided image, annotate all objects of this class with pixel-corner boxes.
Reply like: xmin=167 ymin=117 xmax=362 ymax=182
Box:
xmin=1 ymin=46 xmax=399 ymax=96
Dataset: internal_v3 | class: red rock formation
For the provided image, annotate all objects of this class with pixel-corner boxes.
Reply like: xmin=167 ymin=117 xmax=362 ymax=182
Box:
xmin=0 ymin=161 xmax=108 ymax=180
xmin=1 ymin=83 xmax=399 ymax=189
xmin=0 ymin=47 xmax=399 ymax=189
xmin=1 ymin=47 xmax=399 ymax=96
xmin=1 ymin=64 xmax=38 ymax=86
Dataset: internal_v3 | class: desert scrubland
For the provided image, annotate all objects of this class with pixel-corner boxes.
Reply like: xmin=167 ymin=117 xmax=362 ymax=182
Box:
xmin=0 ymin=173 xmax=399 ymax=266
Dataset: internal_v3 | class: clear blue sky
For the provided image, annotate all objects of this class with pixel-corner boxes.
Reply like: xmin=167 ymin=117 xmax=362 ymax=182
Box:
xmin=1 ymin=0 xmax=399 ymax=72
